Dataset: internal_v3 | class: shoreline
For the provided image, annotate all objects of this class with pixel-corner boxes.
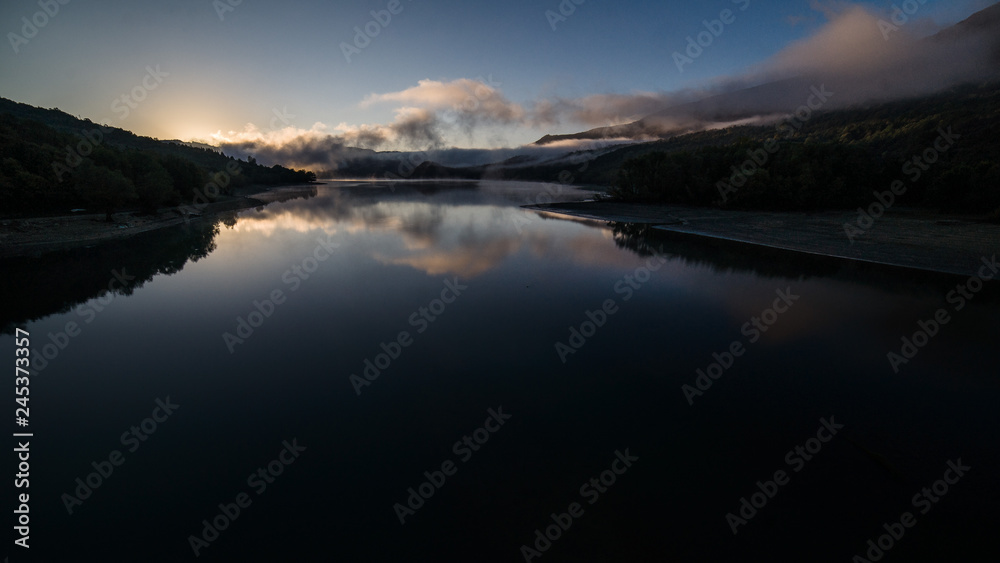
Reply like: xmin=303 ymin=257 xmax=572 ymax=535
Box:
xmin=528 ymin=201 xmax=1000 ymax=278
xmin=0 ymin=183 xmax=321 ymax=259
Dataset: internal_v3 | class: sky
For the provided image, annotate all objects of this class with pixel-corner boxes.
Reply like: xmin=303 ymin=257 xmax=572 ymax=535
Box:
xmin=1 ymin=0 xmax=995 ymax=160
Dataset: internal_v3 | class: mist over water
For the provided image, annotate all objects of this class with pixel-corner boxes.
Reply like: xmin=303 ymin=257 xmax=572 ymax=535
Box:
xmin=4 ymin=181 xmax=998 ymax=561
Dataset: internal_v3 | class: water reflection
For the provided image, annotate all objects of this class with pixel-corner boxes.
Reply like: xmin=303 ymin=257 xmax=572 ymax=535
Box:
xmin=3 ymin=181 xmax=999 ymax=562
xmin=0 ymin=216 xmax=225 ymax=333
xmin=5 ymin=181 xmax=996 ymax=337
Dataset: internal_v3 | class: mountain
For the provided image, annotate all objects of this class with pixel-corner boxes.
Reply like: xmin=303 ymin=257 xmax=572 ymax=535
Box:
xmin=330 ymin=80 xmax=1000 ymax=217
xmin=535 ymin=77 xmax=823 ymax=145
xmin=536 ymin=2 xmax=1000 ymax=146
xmin=0 ymin=98 xmax=316 ymax=218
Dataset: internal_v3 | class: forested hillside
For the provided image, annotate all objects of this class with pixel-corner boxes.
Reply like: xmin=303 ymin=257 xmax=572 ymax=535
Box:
xmin=0 ymin=98 xmax=316 ymax=219
xmin=599 ymin=82 xmax=1000 ymax=214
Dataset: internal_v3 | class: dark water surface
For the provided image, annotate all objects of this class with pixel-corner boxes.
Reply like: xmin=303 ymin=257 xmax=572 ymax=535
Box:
xmin=3 ymin=181 xmax=998 ymax=562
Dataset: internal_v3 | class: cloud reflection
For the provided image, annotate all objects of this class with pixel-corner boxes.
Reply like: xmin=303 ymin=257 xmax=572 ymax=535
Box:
xmin=227 ymin=183 xmax=634 ymax=278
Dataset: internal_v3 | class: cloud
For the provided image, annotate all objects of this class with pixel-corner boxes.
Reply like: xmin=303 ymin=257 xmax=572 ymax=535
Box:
xmin=362 ymin=78 xmax=526 ymax=124
xmin=208 ymin=106 xmax=447 ymax=170
xmin=209 ymin=77 xmax=532 ymax=168
xmin=531 ymin=90 xmax=700 ymax=127
xmin=760 ymin=4 xmax=913 ymax=77
xmin=751 ymin=1 xmax=999 ymax=103
xmin=535 ymin=1 xmax=1000 ymax=140
xmin=202 ymin=2 xmax=1000 ymax=166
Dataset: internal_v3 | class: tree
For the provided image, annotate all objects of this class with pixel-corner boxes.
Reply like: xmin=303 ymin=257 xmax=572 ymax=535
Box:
xmin=129 ymin=153 xmax=178 ymax=214
xmin=76 ymin=162 xmax=136 ymax=222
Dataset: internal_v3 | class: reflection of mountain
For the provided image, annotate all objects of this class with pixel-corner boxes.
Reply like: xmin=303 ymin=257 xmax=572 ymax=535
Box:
xmin=0 ymin=216 xmax=230 ymax=333
xmin=607 ymin=221 xmax=1000 ymax=300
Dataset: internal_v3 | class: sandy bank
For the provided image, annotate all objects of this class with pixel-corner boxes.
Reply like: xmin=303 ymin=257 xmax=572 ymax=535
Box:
xmin=528 ymin=201 xmax=1000 ymax=277
xmin=0 ymin=183 xmax=320 ymax=258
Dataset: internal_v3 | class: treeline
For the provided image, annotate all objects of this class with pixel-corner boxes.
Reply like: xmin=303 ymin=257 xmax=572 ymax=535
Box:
xmin=604 ymin=82 xmax=1000 ymax=214
xmin=0 ymin=105 xmax=316 ymax=219
xmin=609 ymin=141 xmax=886 ymax=210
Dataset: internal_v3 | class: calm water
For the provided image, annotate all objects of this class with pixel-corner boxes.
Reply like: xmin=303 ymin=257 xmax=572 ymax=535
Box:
xmin=3 ymin=181 xmax=999 ymax=562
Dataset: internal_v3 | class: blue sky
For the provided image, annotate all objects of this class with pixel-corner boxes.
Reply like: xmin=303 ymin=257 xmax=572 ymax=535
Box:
xmin=1 ymin=0 xmax=994 ymax=150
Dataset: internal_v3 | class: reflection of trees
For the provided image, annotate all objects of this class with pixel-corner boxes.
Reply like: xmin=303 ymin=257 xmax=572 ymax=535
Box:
xmin=608 ymin=220 xmax=987 ymax=297
xmin=610 ymin=222 xmax=660 ymax=257
xmin=0 ymin=215 xmax=230 ymax=333
xmin=611 ymin=220 xmax=849 ymax=279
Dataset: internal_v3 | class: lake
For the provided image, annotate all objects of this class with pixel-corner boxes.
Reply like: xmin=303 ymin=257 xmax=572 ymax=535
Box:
xmin=3 ymin=180 xmax=998 ymax=562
